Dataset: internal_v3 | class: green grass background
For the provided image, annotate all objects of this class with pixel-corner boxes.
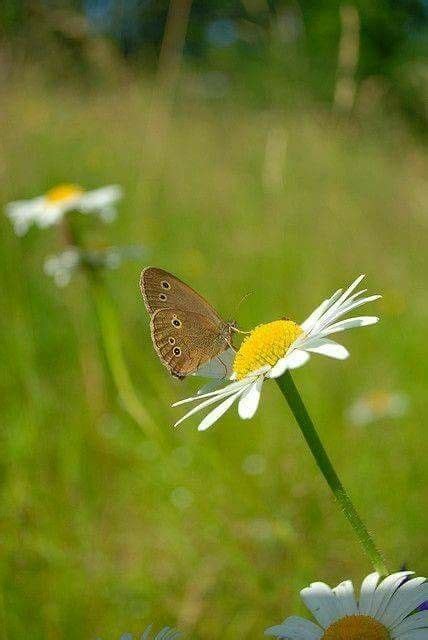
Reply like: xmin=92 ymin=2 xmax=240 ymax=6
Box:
xmin=0 ymin=78 xmax=427 ymax=639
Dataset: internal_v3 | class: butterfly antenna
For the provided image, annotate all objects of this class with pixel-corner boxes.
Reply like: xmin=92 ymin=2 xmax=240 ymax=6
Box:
xmin=230 ymin=291 xmax=254 ymax=334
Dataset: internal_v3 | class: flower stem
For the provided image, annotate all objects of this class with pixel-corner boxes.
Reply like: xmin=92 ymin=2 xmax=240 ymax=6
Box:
xmin=89 ymin=271 xmax=164 ymax=444
xmin=276 ymin=371 xmax=388 ymax=576
xmin=60 ymin=217 xmax=163 ymax=444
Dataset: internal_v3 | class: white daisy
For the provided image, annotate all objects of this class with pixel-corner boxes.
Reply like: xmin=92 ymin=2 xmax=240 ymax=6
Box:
xmin=346 ymin=390 xmax=409 ymax=426
xmin=140 ymin=625 xmax=182 ymax=639
xmin=265 ymin=571 xmax=427 ymax=640
xmin=43 ymin=245 xmax=145 ymax=287
xmin=5 ymin=183 xmax=122 ymax=235
xmin=44 ymin=248 xmax=80 ymax=287
xmin=173 ymin=275 xmax=380 ymax=431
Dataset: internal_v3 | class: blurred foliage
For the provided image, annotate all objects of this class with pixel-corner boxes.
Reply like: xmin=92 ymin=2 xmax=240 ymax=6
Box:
xmin=1 ymin=0 xmax=427 ymax=131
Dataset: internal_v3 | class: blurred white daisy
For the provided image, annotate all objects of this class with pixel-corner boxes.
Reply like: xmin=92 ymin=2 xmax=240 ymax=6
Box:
xmin=346 ymin=390 xmax=409 ymax=426
xmin=265 ymin=570 xmax=427 ymax=640
xmin=44 ymin=245 xmax=145 ymax=287
xmin=173 ymin=275 xmax=380 ymax=431
xmin=5 ymin=183 xmax=122 ymax=235
xmin=44 ymin=248 xmax=80 ymax=287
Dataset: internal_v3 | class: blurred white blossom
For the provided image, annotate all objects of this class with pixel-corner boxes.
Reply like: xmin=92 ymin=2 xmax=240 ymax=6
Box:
xmin=346 ymin=390 xmax=409 ymax=426
xmin=6 ymin=183 xmax=122 ymax=235
xmin=44 ymin=245 xmax=145 ymax=287
xmin=44 ymin=248 xmax=80 ymax=287
xmin=242 ymin=453 xmax=266 ymax=476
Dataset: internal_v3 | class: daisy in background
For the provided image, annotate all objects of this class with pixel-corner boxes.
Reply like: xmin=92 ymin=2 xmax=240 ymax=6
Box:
xmin=174 ymin=274 xmax=380 ymax=431
xmin=5 ymin=183 xmax=122 ymax=235
xmin=44 ymin=245 xmax=145 ymax=287
xmin=266 ymin=570 xmax=427 ymax=639
xmin=346 ymin=390 xmax=409 ymax=427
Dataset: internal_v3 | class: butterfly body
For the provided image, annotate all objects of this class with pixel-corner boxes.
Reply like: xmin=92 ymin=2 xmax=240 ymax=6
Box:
xmin=140 ymin=267 xmax=236 ymax=379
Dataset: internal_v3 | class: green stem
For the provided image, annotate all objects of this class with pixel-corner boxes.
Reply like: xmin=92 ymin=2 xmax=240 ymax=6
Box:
xmin=89 ymin=272 xmax=164 ymax=444
xmin=276 ymin=371 xmax=388 ymax=576
xmin=61 ymin=217 xmax=162 ymax=444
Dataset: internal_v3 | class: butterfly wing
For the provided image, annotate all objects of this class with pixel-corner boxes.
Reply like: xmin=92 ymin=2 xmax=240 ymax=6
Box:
xmin=150 ymin=308 xmax=231 ymax=379
xmin=140 ymin=267 xmax=222 ymax=321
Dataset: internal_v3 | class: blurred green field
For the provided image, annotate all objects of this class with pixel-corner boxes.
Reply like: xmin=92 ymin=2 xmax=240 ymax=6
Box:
xmin=0 ymin=77 xmax=427 ymax=640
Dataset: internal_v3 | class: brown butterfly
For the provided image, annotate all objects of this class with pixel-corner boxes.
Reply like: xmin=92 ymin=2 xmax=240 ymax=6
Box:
xmin=140 ymin=267 xmax=237 ymax=380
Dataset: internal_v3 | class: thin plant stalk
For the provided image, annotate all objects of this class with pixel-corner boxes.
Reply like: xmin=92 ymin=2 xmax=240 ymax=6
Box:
xmin=60 ymin=218 xmax=162 ymax=443
xmin=276 ymin=371 xmax=388 ymax=576
xmin=89 ymin=271 xmax=164 ymax=444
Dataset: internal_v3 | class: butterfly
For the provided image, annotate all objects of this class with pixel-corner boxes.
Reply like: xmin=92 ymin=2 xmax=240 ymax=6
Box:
xmin=140 ymin=267 xmax=237 ymax=380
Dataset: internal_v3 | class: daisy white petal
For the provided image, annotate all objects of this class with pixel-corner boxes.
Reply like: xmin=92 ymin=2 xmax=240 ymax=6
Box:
xmin=319 ymin=315 xmax=379 ymax=337
xmin=287 ymin=350 xmax=312 ymax=369
xmin=267 ymin=350 xmax=310 ymax=379
xmin=197 ymin=389 xmax=244 ymax=431
xmin=330 ymin=293 xmax=381 ymax=319
xmin=315 ymin=294 xmax=380 ymax=334
xmin=393 ymin=631 xmax=428 ymax=640
xmin=300 ymin=582 xmax=341 ymax=628
xmin=309 ymin=275 xmax=365 ymax=332
xmin=265 ymin=616 xmax=323 ymax=639
xmin=266 ymin=356 xmax=289 ymax=379
xmin=326 ymin=274 xmax=366 ymax=315
xmin=158 ymin=627 xmax=182 ymax=640
xmin=370 ymin=572 xmax=413 ymax=620
xmin=392 ymin=611 xmax=428 ymax=635
xmin=173 ymin=384 xmax=246 ymax=427
xmin=359 ymin=572 xmax=381 ymax=614
xmin=332 ymin=580 xmax=358 ymax=616
xmin=302 ymin=338 xmax=349 ymax=360
xmin=172 ymin=378 xmax=251 ymax=407
xmin=238 ymin=377 xmax=263 ymax=419
xmin=78 ymin=185 xmax=122 ymax=211
xmin=382 ymin=579 xmax=428 ymax=628
xmin=142 ymin=625 xmax=182 ymax=640
xmin=311 ymin=284 xmax=371 ymax=330
xmin=300 ymin=288 xmax=343 ymax=333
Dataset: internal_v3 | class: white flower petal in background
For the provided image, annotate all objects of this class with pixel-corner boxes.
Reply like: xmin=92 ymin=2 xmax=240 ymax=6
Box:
xmin=266 ymin=571 xmax=427 ymax=639
xmin=78 ymin=185 xmax=122 ymax=211
xmin=43 ymin=245 xmax=145 ymax=288
xmin=175 ymin=275 xmax=381 ymax=430
xmin=5 ymin=183 xmax=122 ymax=235
xmin=44 ymin=248 xmax=80 ymax=287
xmin=346 ymin=390 xmax=409 ymax=426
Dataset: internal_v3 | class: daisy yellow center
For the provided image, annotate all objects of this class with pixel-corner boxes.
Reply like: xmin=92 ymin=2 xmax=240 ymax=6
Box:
xmin=322 ymin=615 xmax=390 ymax=640
xmin=45 ymin=184 xmax=84 ymax=203
xmin=233 ymin=320 xmax=303 ymax=380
